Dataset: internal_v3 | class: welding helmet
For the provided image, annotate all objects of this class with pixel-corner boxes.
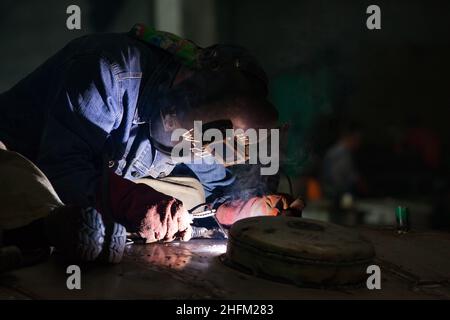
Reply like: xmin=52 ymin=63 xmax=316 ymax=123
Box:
xmin=130 ymin=24 xmax=274 ymax=165
xmin=129 ymin=23 xmax=268 ymax=94
xmin=154 ymin=67 xmax=276 ymax=167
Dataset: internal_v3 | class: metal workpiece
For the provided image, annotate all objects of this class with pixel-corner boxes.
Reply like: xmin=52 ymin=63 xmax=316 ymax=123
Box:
xmin=1 ymin=227 xmax=450 ymax=299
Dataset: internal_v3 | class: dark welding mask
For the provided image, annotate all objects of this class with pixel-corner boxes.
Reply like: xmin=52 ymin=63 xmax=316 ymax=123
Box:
xmin=131 ymin=24 xmax=270 ymax=165
xmin=180 ymin=119 xmax=249 ymax=166
xmin=178 ymin=119 xmax=276 ymax=167
xmin=151 ymin=118 xmax=265 ymax=167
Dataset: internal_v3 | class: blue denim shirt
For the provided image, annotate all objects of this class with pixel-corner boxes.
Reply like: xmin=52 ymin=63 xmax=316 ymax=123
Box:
xmin=0 ymin=33 xmax=235 ymax=207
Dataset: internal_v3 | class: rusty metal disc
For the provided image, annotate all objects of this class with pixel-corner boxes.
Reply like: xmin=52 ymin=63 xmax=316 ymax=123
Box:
xmin=225 ymin=216 xmax=375 ymax=286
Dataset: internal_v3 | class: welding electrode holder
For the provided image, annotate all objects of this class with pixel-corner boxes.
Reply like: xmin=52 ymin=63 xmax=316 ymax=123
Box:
xmin=188 ymin=203 xmax=228 ymax=239
xmin=188 ymin=208 xmax=217 ymax=220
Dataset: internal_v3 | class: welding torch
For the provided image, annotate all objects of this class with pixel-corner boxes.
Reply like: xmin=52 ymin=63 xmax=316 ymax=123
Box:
xmin=188 ymin=206 xmax=228 ymax=239
xmin=188 ymin=208 xmax=216 ymax=219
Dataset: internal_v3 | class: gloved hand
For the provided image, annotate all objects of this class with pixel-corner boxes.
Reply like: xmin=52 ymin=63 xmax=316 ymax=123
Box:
xmin=215 ymin=194 xmax=305 ymax=226
xmin=136 ymin=196 xmax=192 ymax=243
xmin=97 ymin=170 xmax=192 ymax=243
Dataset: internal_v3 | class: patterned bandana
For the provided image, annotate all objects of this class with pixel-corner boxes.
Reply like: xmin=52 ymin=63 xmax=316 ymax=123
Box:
xmin=129 ymin=23 xmax=201 ymax=69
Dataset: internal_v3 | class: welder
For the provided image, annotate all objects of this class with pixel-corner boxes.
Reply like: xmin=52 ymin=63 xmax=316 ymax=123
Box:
xmin=0 ymin=24 xmax=302 ymax=267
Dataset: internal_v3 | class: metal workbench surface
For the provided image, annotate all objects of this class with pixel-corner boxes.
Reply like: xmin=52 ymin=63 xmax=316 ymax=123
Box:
xmin=1 ymin=227 xmax=449 ymax=299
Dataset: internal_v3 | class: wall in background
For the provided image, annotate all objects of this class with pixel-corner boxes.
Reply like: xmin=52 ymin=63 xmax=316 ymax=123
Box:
xmin=215 ymin=0 xmax=450 ymax=151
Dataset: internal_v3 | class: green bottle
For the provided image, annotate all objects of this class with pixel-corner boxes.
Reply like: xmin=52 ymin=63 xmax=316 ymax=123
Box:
xmin=395 ymin=206 xmax=410 ymax=233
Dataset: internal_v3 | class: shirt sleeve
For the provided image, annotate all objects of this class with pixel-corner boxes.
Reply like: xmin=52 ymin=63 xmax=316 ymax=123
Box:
xmin=37 ymin=54 xmax=122 ymax=207
xmin=172 ymin=162 xmax=236 ymax=203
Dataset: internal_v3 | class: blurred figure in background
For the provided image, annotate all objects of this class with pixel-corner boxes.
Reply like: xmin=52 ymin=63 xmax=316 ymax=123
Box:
xmin=321 ymin=122 xmax=364 ymax=224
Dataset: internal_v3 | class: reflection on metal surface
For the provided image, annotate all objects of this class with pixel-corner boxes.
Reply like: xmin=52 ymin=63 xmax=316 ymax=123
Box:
xmin=193 ymin=243 xmax=227 ymax=254
xmin=3 ymin=229 xmax=449 ymax=299
xmin=126 ymin=240 xmax=227 ymax=271
xmin=140 ymin=244 xmax=192 ymax=270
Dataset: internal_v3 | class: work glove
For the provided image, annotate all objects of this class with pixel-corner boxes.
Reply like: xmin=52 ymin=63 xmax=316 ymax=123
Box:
xmin=98 ymin=170 xmax=192 ymax=243
xmin=215 ymin=194 xmax=305 ymax=226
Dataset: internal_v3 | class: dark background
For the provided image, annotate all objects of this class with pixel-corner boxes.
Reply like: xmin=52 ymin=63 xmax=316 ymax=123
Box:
xmin=1 ymin=0 xmax=449 ymax=228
